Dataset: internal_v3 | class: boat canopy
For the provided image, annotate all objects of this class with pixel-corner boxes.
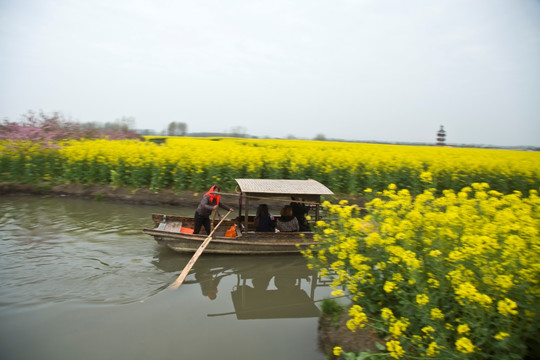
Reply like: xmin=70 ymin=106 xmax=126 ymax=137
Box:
xmin=234 ymin=179 xmax=334 ymax=227
xmin=235 ymin=178 xmax=333 ymax=199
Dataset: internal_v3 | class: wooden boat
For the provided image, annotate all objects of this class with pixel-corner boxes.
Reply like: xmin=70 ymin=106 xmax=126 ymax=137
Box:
xmin=143 ymin=178 xmax=334 ymax=255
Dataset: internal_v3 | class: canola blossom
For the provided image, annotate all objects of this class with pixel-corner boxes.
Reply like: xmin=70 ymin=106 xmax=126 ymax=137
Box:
xmin=0 ymin=137 xmax=539 ymax=196
xmin=303 ymin=184 xmax=540 ymax=359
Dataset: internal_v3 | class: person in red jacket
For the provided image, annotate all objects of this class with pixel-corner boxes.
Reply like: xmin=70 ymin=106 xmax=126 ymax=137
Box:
xmin=193 ymin=185 xmax=233 ymax=234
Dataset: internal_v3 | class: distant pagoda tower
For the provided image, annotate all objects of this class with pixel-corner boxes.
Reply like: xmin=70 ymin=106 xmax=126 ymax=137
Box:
xmin=436 ymin=125 xmax=446 ymax=146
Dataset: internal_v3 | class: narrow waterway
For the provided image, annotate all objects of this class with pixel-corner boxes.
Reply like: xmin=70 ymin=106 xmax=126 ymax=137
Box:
xmin=0 ymin=195 xmax=333 ymax=360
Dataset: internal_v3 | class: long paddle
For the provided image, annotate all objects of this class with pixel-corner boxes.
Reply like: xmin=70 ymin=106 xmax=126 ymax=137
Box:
xmin=210 ymin=208 xmax=218 ymax=232
xmin=169 ymin=209 xmax=233 ymax=290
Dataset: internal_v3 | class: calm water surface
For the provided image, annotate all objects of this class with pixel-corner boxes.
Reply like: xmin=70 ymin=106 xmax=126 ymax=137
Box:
xmin=0 ymin=195 xmax=333 ymax=360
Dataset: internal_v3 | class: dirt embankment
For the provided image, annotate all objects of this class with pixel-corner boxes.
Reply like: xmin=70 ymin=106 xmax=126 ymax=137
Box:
xmin=0 ymin=183 xmax=205 ymax=206
xmin=318 ymin=311 xmax=383 ymax=359
xmin=0 ymin=182 xmax=365 ymax=208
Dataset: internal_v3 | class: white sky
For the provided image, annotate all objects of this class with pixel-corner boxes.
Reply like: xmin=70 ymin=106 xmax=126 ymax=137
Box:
xmin=1 ymin=0 xmax=539 ymax=146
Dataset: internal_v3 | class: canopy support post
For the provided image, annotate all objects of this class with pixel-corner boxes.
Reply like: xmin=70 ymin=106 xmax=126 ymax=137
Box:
xmin=244 ymin=194 xmax=249 ymax=232
xmin=315 ymin=196 xmax=321 ymax=222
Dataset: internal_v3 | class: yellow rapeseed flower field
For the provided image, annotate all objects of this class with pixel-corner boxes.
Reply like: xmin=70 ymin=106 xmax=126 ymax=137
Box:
xmin=3 ymin=137 xmax=537 ymax=195
xmin=305 ymin=185 xmax=540 ymax=359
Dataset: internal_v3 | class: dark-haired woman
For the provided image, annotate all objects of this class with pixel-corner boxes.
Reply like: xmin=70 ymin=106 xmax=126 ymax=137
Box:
xmin=254 ymin=204 xmax=275 ymax=232
xmin=276 ymin=205 xmax=299 ymax=232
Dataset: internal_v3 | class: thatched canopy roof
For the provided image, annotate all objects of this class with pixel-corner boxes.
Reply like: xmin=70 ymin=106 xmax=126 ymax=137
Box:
xmin=235 ymin=179 xmax=333 ymax=197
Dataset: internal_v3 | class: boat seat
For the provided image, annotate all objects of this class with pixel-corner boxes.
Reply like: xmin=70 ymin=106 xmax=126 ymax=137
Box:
xmin=162 ymin=221 xmax=183 ymax=232
xmin=156 ymin=222 xmax=166 ymax=231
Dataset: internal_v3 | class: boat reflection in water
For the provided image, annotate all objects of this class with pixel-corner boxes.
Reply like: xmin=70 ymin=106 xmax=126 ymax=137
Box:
xmin=152 ymin=250 xmax=332 ymax=320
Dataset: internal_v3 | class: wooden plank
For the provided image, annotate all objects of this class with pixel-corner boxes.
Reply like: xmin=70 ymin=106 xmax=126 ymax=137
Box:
xmin=164 ymin=221 xmax=182 ymax=232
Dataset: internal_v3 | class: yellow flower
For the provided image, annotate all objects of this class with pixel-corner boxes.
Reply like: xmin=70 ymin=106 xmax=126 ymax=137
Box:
xmin=427 ymin=278 xmax=440 ymax=288
xmin=494 ymin=332 xmax=510 ymax=340
xmin=386 ymin=340 xmax=405 ymax=359
xmin=457 ymin=324 xmax=471 ymax=335
xmin=454 ymin=282 xmax=493 ymax=307
xmin=411 ymin=335 xmax=423 ymax=344
xmin=319 ymin=268 xmax=329 ymax=277
xmin=426 ymin=341 xmax=440 ymax=357
xmin=383 ymin=281 xmax=397 ymax=293
xmin=346 ymin=305 xmax=368 ymax=331
xmin=430 ymin=308 xmax=444 ymax=320
xmin=493 ymin=275 xmax=514 ymax=291
xmin=381 ymin=307 xmax=394 ymax=321
xmin=422 ymin=326 xmax=435 ymax=334
xmin=333 ymin=346 xmax=343 ymax=356
xmin=497 ymin=298 xmax=518 ymax=316
xmin=455 ymin=337 xmax=475 ymax=354
xmin=416 ymin=294 xmax=429 ymax=306
xmin=388 ymin=318 xmax=409 ymax=339
xmin=420 ymin=171 xmax=433 ymax=184
xmin=428 ymin=249 xmax=442 ymax=257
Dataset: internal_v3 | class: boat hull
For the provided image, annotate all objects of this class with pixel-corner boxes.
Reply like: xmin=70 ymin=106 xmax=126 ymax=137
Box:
xmin=143 ymin=228 xmax=316 ymax=255
xmin=143 ymin=213 xmax=318 ymax=255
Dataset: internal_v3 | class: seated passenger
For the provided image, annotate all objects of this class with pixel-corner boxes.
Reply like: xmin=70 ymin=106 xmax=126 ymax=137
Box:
xmin=254 ymin=204 xmax=275 ymax=232
xmin=276 ymin=205 xmax=299 ymax=232
xmin=290 ymin=196 xmax=311 ymax=231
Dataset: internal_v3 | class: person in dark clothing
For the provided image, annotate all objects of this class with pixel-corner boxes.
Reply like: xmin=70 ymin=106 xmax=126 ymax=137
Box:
xmin=194 ymin=185 xmax=233 ymax=234
xmin=290 ymin=196 xmax=311 ymax=231
xmin=254 ymin=204 xmax=275 ymax=232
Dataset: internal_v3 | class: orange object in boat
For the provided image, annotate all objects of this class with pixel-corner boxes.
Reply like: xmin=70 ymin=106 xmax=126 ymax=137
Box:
xmin=180 ymin=227 xmax=194 ymax=234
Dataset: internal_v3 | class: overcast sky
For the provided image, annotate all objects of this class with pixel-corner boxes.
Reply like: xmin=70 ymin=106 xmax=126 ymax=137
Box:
xmin=1 ymin=0 xmax=539 ymax=146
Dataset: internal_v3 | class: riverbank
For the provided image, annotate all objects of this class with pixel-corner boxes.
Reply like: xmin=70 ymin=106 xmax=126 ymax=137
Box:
xmin=0 ymin=182 xmax=365 ymax=208
xmin=0 ymin=182 xmax=204 ymax=206
xmin=318 ymin=310 xmax=382 ymax=358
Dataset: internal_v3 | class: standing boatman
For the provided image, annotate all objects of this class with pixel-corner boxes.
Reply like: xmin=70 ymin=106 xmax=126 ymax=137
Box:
xmin=193 ymin=185 xmax=233 ymax=234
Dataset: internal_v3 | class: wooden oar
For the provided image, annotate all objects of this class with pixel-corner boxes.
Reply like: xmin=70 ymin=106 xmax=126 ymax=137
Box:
xmin=169 ymin=209 xmax=233 ymax=290
xmin=210 ymin=208 xmax=218 ymax=232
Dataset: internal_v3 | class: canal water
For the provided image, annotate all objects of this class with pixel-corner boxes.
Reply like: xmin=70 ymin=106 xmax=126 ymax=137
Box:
xmin=0 ymin=195 xmax=334 ymax=360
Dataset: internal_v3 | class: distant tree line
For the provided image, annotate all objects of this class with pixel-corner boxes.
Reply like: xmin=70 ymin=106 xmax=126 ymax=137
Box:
xmin=167 ymin=122 xmax=187 ymax=136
